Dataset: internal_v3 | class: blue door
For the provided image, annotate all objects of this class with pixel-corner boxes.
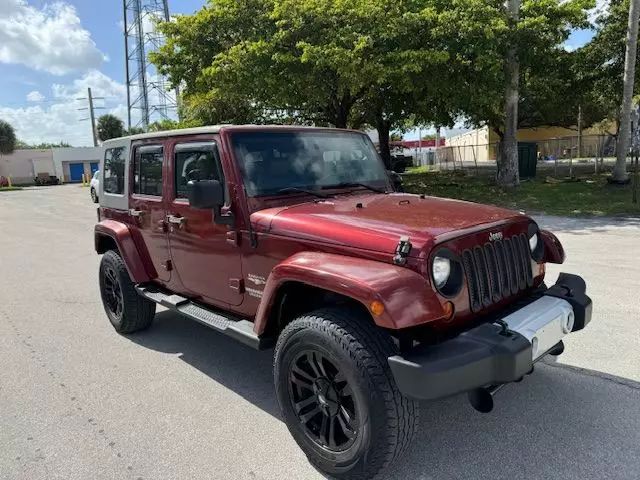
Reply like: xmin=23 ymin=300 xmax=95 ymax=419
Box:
xmin=90 ymin=162 xmax=99 ymax=174
xmin=69 ymin=163 xmax=84 ymax=182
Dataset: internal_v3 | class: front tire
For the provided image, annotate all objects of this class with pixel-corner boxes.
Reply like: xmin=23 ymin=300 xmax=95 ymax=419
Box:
xmin=90 ymin=187 xmax=98 ymax=203
xmin=274 ymin=308 xmax=418 ymax=479
xmin=99 ymin=250 xmax=155 ymax=333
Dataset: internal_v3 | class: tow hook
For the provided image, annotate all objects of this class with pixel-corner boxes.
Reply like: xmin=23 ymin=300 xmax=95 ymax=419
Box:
xmin=468 ymin=355 xmax=542 ymax=413
xmin=468 ymin=384 xmax=505 ymax=413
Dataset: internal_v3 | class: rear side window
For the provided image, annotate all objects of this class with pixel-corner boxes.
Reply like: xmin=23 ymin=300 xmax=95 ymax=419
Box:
xmin=174 ymin=142 xmax=223 ymax=199
xmin=103 ymin=147 xmax=125 ymax=194
xmin=133 ymin=146 xmax=163 ymax=196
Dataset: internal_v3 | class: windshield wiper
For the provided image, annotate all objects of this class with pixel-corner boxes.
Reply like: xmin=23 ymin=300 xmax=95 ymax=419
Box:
xmin=276 ymin=187 xmax=329 ymax=198
xmin=321 ymin=182 xmax=387 ymax=194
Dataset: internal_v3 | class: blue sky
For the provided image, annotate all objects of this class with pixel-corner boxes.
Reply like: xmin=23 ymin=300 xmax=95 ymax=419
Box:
xmin=0 ymin=0 xmax=600 ymax=146
xmin=0 ymin=0 xmax=206 ymax=146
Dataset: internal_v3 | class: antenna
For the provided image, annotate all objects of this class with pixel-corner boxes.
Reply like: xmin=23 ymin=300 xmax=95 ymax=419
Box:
xmin=123 ymin=0 xmax=179 ymax=130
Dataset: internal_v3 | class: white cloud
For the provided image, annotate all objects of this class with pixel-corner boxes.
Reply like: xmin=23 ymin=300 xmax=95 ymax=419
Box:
xmin=52 ymin=69 xmax=127 ymax=101
xmin=0 ymin=0 xmax=106 ymax=75
xmin=26 ymin=90 xmax=44 ymax=102
xmin=0 ymin=71 xmax=127 ymax=146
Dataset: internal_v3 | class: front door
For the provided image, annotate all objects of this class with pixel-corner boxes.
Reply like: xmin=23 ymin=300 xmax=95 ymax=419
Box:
xmin=166 ymin=140 xmax=243 ymax=306
xmin=128 ymin=144 xmax=171 ymax=283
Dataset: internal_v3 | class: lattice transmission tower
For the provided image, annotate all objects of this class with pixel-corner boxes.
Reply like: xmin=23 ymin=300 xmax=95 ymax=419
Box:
xmin=123 ymin=0 xmax=178 ymax=130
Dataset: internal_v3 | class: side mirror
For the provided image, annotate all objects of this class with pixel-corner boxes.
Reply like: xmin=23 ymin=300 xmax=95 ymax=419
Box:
xmin=187 ymin=179 xmax=234 ymax=225
xmin=387 ymin=170 xmax=404 ymax=192
xmin=187 ymin=179 xmax=224 ymax=209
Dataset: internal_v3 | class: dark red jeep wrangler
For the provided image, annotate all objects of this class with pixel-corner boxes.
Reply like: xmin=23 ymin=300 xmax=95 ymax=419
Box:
xmin=95 ymin=125 xmax=592 ymax=479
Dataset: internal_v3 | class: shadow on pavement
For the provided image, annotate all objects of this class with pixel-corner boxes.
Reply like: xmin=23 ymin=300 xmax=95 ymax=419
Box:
xmin=130 ymin=310 xmax=640 ymax=480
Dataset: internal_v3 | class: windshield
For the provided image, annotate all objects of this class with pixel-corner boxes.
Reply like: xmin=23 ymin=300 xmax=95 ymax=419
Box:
xmin=230 ymin=131 xmax=389 ymax=197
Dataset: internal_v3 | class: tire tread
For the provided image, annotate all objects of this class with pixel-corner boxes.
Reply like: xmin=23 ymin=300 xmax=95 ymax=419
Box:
xmin=274 ymin=308 xmax=418 ymax=479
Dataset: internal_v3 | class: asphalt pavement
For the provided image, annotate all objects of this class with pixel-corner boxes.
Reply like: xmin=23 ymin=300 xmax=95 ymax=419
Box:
xmin=0 ymin=185 xmax=638 ymax=480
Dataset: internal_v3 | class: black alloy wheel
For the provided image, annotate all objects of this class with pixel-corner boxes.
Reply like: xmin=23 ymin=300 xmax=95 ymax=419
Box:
xmin=98 ymin=250 xmax=155 ymax=333
xmin=288 ymin=349 xmax=358 ymax=452
xmin=102 ymin=264 xmax=123 ymax=320
xmin=274 ymin=308 xmax=419 ymax=479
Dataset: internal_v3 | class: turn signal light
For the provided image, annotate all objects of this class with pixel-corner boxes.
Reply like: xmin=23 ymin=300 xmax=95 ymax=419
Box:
xmin=442 ymin=301 xmax=455 ymax=321
xmin=370 ymin=300 xmax=385 ymax=316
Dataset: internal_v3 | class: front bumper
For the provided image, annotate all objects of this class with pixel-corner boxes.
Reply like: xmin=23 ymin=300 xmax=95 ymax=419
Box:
xmin=388 ymin=273 xmax=592 ymax=400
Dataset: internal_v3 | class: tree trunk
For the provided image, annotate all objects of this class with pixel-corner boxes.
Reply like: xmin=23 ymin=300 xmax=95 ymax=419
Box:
xmin=334 ymin=104 xmax=349 ymax=129
xmin=497 ymin=0 xmax=521 ymax=188
xmin=614 ymin=0 xmax=640 ymax=183
xmin=376 ymin=117 xmax=392 ymax=170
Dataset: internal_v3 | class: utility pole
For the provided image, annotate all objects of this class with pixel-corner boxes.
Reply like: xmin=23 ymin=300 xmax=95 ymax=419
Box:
xmin=435 ymin=126 xmax=441 ymax=167
xmin=78 ymin=88 xmax=104 ymax=146
xmin=88 ymin=88 xmax=98 ymax=147
xmin=578 ymin=105 xmax=583 ymax=159
xmin=498 ymin=0 xmax=521 ymax=188
xmin=614 ymin=0 xmax=640 ymax=183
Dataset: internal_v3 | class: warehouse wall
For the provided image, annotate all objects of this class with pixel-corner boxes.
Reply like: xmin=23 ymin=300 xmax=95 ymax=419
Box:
xmin=0 ymin=149 xmax=54 ymax=185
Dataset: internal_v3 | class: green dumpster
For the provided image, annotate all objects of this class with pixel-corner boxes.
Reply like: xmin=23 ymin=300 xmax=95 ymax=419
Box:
xmin=518 ymin=142 xmax=538 ymax=179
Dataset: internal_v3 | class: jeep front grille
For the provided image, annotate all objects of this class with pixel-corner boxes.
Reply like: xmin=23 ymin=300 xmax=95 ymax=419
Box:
xmin=462 ymin=234 xmax=533 ymax=312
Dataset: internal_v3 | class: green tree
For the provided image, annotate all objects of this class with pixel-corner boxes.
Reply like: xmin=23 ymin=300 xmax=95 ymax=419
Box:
xmin=97 ymin=114 xmax=126 ymax=142
xmin=16 ymin=140 xmax=72 ymax=149
xmin=152 ymin=0 xmax=459 ymax=166
xmin=0 ymin=119 xmax=17 ymax=155
xmin=449 ymin=0 xmax=593 ymax=186
xmin=148 ymin=119 xmax=180 ymax=132
xmin=126 ymin=126 xmax=146 ymax=136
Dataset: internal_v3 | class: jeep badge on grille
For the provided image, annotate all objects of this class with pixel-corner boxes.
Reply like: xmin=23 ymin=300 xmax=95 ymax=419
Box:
xmin=489 ymin=231 xmax=504 ymax=242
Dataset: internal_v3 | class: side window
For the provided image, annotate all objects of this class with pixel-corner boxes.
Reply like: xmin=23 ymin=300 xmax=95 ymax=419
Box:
xmin=103 ymin=147 xmax=125 ymax=194
xmin=174 ymin=142 xmax=223 ymax=199
xmin=133 ymin=146 xmax=163 ymax=196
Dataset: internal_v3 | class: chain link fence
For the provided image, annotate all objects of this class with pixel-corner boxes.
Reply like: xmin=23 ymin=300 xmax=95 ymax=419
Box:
xmin=410 ymin=134 xmax=624 ymax=178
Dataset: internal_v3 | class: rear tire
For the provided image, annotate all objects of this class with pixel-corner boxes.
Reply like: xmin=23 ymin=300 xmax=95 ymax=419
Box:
xmin=99 ymin=250 xmax=155 ymax=333
xmin=274 ymin=308 xmax=418 ymax=479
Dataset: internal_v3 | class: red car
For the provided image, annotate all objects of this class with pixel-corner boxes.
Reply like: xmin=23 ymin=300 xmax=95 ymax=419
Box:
xmin=95 ymin=125 xmax=592 ymax=480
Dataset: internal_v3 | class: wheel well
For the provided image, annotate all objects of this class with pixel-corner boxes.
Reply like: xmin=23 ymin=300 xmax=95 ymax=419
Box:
xmin=95 ymin=234 xmax=118 ymax=255
xmin=265 ymin=282 xmax=373 ymax=336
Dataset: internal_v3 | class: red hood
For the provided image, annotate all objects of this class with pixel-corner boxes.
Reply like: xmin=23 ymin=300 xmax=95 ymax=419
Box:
xmin=251 ymin=193 xmax=528 ymax=256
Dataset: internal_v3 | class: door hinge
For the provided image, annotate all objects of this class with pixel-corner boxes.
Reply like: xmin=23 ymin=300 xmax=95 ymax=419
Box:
xmin=163 ymin=260 xmax=173 ymax=271
xmin=393 ymin=236 xmax=412 ymax=266
xmin=229 ymin=278 xmax=245 ymax=293
xmin=226 ymin=231 xmax=240 ymax=246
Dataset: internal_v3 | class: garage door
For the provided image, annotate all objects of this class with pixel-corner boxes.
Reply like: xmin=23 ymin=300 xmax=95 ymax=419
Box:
xmin=69 ymin=163 xmax=84 ymax=183
xmin=90 ymin=162 xmax=99 ymax=174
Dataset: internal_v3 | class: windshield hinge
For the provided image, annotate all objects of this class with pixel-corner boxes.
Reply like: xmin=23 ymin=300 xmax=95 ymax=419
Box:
xmin=393 ymin=236 xmax=412 ymax=266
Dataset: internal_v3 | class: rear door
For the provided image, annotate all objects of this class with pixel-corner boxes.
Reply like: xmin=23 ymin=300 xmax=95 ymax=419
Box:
xmin=166 ymin=140 xmax=243 ymax=306
xmin=129 ymin=143 xmax=171 ymax=282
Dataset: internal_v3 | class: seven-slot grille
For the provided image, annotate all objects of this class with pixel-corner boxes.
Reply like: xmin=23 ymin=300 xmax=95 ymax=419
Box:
xmin=462 ymin=233 xmax=533 ymax=312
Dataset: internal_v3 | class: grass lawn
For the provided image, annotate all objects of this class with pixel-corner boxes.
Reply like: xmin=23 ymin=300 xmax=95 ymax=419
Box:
xmin=402 ymin=171 xmax=640 ymax=217
xmin=0 ymin=186 xmax=23 ymax=192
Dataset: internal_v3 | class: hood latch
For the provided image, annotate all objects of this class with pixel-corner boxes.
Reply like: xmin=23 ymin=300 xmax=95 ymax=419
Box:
xmin=393 ymin=236 xmax=412 ymax=266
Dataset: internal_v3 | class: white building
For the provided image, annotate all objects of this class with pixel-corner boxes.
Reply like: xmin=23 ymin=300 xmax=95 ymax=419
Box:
xmin=52 ymin=147 xmax=102 ymax=183
xmin=0 ymin=149 xmax=55 ymax=185
xmin=0 ymin=147 xmax=102 ymax=185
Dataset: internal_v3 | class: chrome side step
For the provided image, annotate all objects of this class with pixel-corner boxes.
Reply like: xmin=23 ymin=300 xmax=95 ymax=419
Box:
xmin=135 ymin=285 xmax=273 ymax=350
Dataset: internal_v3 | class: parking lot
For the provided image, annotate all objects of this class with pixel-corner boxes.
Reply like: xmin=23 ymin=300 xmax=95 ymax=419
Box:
xmin=1 ymin=185 xmax=639 ymax=480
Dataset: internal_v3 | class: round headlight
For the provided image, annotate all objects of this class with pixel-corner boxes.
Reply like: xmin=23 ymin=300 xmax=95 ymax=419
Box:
xmin=432 ymin=257 xmax=451 ymax=289
xmin=528 ymin=224 xmax=544 ymax=262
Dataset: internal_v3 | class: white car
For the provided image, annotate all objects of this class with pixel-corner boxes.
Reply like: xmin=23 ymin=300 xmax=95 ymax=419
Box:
xmin=90 ymin=170 xmax=100 ymax=203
